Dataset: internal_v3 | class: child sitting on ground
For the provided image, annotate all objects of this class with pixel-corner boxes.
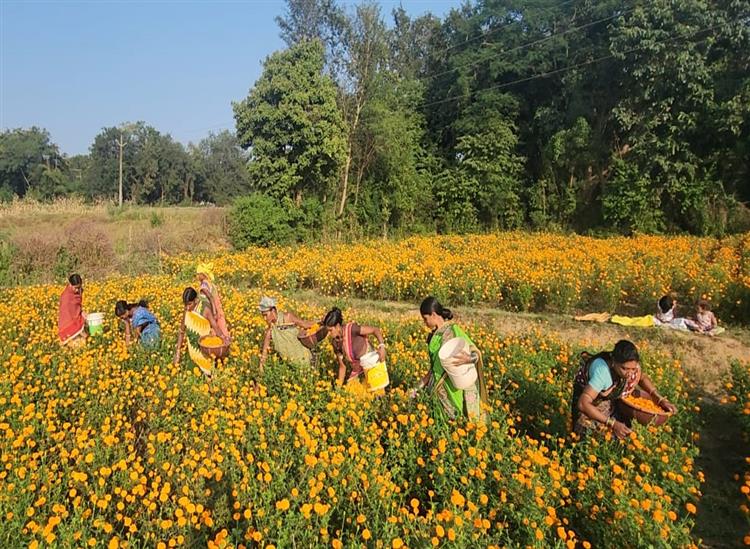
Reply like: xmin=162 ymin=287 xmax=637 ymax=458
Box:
xmin=694 ymin=299 xmax=719 ymax=335
xmin=654 ymin=294 xmax=699 ymax=332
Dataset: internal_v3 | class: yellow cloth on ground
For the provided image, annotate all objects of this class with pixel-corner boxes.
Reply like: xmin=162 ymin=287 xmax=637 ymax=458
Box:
xmin=574 ymin=312 xmax=612 ymax=323
xmin=610 ymin=314 xmax=655 ymax=327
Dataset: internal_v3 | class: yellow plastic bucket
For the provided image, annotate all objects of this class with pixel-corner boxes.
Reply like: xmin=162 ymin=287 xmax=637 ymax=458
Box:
xmin=364 ymin=361 xmax=389 ymax=392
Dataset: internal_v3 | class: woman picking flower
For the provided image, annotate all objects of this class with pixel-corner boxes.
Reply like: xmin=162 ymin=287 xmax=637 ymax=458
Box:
xmin=58 ymin=273 xmax=87 ymax=347
xmin=174 ymin=287 xmax=227 ymax=379
xmin=196 ymin=262 xmax=230 ymax=343
xmin=114 ymin=299 xmax=161 ymax=349
xmin=572 ymin=339 xmax=677 ymax=439
xmin=323 ymin=307 xmax=385 ymax=391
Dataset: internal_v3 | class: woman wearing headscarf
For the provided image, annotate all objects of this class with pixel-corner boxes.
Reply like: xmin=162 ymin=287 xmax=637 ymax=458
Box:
xmin=196 ymin=262 xmax=230 ymax=343
xmin=258 ymin=296 xmax=321 ymax=373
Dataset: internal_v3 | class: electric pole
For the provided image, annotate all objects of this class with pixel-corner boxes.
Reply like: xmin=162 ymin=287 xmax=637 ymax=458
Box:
xmin=117 ymin=132 xmax=125 ymax=207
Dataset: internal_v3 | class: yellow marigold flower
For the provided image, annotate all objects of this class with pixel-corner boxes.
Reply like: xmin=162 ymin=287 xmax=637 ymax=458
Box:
xmin=275 ymin=499 xmax=290 ymax=512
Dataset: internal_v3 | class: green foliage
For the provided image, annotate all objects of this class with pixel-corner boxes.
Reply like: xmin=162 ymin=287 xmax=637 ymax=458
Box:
xmin=432 ymin=168 xmax=480 ymax=234
xmin=52 ymin=247 xmax=78 ymax=281
xmin=454 ymin=117 xmax=524 ymax=230
xmin=233 ymin=40 xmax=346 ymax=203
xmin=150 ymin=211 xmax=165 ymax=228
xmin=5 ymin=0 xmax=749 ymax=237
xmin=0 ymin=127 xmax=71 ymax=199
xmin=190 ymin=131 xmax=251 ymax=205
xmin=0 ymin=239 xmax=15 ymax=285
xmin=228 ymin=194 xmax=297 ymax=249
xmin=602 ymin=158 xmax=665 ymax=233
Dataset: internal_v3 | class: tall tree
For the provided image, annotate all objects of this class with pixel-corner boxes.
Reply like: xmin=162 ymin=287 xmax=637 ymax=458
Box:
xmin=0 ymin=127 xmax=66 ymax=199
xmin=233 ymin=40 xmax=346 ymax=204
xmin=605 ymin=0 xmax=750 ymax=233
xmin=87 ymin=122 xmax=189 ymax=204
xmin=276 ymin=0 xmax=343 ymax=46
xmin=334 ymin=2 xmax=390 ymax=217
xmin=192 ymin=131 xmax=251 ymax=205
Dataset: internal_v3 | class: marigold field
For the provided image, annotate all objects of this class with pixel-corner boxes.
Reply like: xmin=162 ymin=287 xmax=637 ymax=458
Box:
xmin=729 ymin=360 xmax=750 ymax=546
xmin=0 ymin=270 xmax=709 ymax=548
xmin=167 ymin=232 xmax=750 ymax=322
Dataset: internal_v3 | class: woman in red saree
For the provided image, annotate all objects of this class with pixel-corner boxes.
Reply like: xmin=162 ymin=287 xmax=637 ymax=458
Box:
xmin=58 ymin=274 xmax=87 ymax=346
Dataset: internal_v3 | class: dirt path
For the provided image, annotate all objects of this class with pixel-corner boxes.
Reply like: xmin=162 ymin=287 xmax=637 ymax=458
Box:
xmin=288 ymin=290 xmax=750 ymax=395
xmin=287 ymin=290 xmax=750 ymax=547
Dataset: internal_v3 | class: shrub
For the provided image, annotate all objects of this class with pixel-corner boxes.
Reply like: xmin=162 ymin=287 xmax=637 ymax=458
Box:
xmin=63 ymin=221 xmax=116 ymax=279
xmin=0 ymin=239 xmax=15 ymax=285
xmin=150 ymin=211 xmax=165 ymax=228
xmin=10 ymin=221 xmax=115 ymax=282
xmin=228 ymin=193 xmax=296 ymax=249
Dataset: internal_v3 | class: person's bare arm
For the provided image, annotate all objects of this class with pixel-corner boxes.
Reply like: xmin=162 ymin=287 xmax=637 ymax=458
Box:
xmin=336 ymin=354 xmax=347 ymax=386
xmin=285 ymin=311 xmax=314 ymax=330
xmin=173 ymin=312 xmax=186 ymax=365
xmin=203 ymin=307 xmax=221 ymax=336
xmin=358 ymin=325 xmax=386 ymax=361
xmin=123 ymin=321 xmax=131 ymax=345
xmin=259 ymin=328 xmax=272 ymax=374
xmin=637 ymin=373 xmax=676 ymax=413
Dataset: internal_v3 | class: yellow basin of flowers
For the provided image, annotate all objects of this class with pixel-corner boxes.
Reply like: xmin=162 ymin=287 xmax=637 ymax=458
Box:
xmin=199 ymin=335 xmax=230 ymax=359
xmin=621 ymin=395 xmax=670 ymax=415
xmin=200 ymin=336 xmax=225 ymax=348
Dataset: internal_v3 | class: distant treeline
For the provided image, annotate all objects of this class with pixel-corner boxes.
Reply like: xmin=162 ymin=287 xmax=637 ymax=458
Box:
xmin=2 ymin=0 xmax=749 ymax=238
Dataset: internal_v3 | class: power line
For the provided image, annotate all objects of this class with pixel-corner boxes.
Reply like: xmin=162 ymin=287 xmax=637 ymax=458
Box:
xmin=435 ymin=0 xmax=579 ymax=57
xmin=420 ymin=7 xmax=636 ymax=84
xmin=416 ymin=21 xmax=733 ymax=111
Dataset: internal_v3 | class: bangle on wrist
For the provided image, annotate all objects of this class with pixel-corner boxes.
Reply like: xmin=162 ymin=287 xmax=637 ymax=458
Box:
xmin=378 ymin=343 xmax=385 ymax=349
xmin=606 ymin=417 xmax=616 ymax=428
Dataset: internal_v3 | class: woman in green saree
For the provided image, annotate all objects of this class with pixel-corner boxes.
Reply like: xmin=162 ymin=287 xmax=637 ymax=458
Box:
xmin=413 ymin=297 xmax=488 ymax=422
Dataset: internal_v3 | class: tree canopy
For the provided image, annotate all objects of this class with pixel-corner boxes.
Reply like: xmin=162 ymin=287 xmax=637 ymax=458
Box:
xmin=2 ymin=0 xmax=748 ymax=238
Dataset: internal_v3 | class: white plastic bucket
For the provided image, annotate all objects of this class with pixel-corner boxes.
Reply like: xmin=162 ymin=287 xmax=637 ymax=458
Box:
xmin=86 ymin=312 xmax=105 ymax=336
xmin=438 ymin=337 xmax=477 ymax=390
xmin=360 ymin=351 xmax=380 ymax=369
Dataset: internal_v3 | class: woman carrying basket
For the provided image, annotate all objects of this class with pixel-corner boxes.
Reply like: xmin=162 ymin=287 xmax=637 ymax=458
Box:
xmin=173 ymin=287 xmax=229 ymax=379
xmin=413 ymin=297 xmax=488 ymax=422
xmin=572 ymin=340 xmax=676 ymax=439
xmin=196 ymin=262 xmax=231 ymax=343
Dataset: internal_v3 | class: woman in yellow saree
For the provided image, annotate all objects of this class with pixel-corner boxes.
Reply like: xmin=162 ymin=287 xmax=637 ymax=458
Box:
xmin=173 ymin=287 xmax=227 ymax=379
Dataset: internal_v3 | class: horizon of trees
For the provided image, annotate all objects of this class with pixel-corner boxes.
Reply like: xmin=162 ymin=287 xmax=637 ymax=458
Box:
xmin=1 ymin=0 xmax=749 ymax=237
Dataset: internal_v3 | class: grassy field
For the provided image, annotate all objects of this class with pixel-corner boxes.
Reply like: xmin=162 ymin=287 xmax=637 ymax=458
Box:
xmin=0 ymin=199 xmax=229 ymax=283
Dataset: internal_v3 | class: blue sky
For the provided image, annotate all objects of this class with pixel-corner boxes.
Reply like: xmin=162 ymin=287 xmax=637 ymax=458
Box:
xmin=1 ymin=0 xmax=461 ymax=156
